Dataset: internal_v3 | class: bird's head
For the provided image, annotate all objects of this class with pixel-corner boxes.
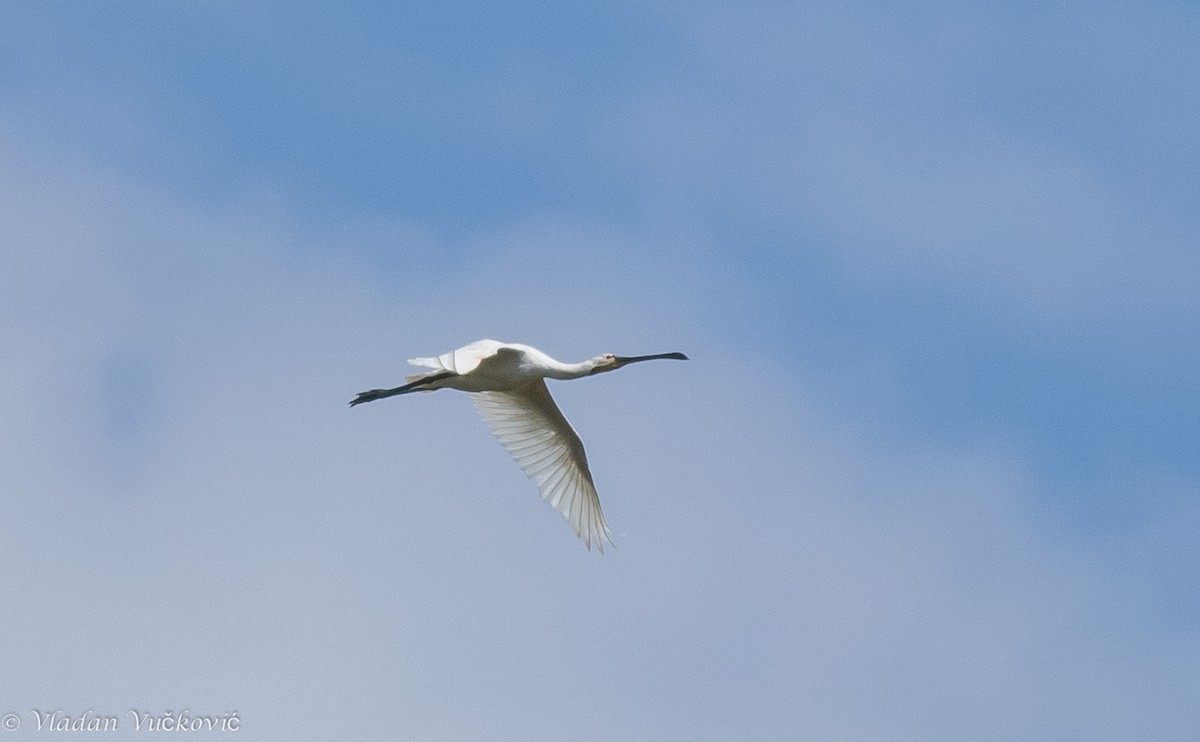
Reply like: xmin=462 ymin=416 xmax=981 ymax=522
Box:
xmin=588 ymin=351 xmax=689 ymax=375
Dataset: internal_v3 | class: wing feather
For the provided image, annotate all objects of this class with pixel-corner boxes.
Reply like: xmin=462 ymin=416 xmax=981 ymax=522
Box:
xmin=408 ymin=339 xmax=507 ymax=375
xmin=472 ymin=381 xmax=614 ymax=552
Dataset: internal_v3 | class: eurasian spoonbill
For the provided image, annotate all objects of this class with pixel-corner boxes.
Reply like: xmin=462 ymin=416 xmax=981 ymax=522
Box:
xmin=350 ymin=339 xmax=688 ymax=551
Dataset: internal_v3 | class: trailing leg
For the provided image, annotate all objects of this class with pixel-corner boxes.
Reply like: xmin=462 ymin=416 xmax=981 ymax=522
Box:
xmin=349 ymin=372 xmax=454 ymax=406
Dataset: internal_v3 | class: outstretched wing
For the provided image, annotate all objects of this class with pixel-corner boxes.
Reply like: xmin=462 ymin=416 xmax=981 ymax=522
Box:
xmin=472 ymin=380 xmax=614 ymax=552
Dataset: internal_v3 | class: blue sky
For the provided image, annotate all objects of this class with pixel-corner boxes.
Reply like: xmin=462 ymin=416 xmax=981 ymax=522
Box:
xmin=2 ymin=3 xmax=1198 ymax=740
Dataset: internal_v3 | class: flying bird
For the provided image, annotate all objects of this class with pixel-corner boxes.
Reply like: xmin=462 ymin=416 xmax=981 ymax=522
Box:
xmin=350 ymin=339 xmax=688 ymax=552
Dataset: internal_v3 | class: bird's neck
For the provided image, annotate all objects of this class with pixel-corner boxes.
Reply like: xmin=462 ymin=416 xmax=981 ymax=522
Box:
xmin=543 ymin=359 xmax=596 ymax=380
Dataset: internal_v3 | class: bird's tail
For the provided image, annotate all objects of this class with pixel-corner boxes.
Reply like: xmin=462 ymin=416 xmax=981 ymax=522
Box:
xmin=349 ymin=371 xmax=454 ymax=406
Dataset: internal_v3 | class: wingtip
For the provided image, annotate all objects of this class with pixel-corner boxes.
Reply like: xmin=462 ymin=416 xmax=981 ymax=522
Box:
xmin=594 ymin=533 xmax=617 ymax=555
xmin=584 ymin=520 xmax=617 ymax=554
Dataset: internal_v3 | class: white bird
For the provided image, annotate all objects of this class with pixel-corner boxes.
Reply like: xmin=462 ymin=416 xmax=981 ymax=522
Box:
xmin=350 ymin=339 xmax=688 ymax=552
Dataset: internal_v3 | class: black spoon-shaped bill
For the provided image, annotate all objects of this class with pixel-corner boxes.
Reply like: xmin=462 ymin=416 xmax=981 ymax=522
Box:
xmin=612 ymin=352 xmax=689 ymax=366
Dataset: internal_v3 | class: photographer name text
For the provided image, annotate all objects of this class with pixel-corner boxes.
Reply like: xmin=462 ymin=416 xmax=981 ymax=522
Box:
xmin=1 ymin=709 xmax=240 ymax=733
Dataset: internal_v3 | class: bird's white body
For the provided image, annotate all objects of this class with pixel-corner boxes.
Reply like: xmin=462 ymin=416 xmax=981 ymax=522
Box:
xmin=351 ymin=339 xmax=688 ymax=552
xmin=409 ymin=340 xmax=592 ymax=391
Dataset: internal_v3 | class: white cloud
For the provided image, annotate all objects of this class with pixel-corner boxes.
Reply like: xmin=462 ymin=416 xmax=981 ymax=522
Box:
xmin=1 ymin=149 xmax=1192 ymax=741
